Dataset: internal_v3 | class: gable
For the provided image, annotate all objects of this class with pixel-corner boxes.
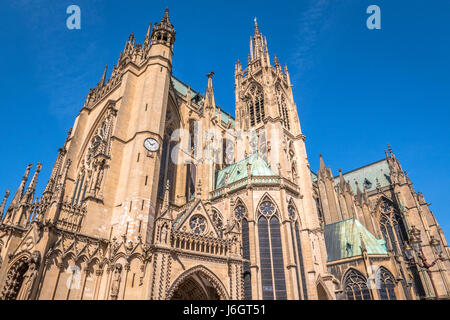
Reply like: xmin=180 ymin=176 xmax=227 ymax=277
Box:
xmin=174 ymin=200 xmax=220 ymax=238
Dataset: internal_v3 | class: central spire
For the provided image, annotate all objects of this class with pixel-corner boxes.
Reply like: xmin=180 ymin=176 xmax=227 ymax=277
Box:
xmin=249 ymin=18 xmax=269 ymax=65
xmin=254 ymin=17 xmax=260 ymax=34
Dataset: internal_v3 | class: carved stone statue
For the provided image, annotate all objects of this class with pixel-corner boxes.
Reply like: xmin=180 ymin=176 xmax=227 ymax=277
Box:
xmin=110 ymin=263 xmax=122 ymax=300
xmin=160 ymin=223 xmax=168 ymax=244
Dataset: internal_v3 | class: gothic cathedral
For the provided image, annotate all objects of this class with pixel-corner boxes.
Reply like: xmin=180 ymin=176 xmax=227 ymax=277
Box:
xmin=0 ymin=9 xmax=449 ymax=300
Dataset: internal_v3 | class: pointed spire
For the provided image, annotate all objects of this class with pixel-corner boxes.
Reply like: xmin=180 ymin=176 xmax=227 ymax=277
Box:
xmin=254 ymin=17 xmax=260 ymax=35
xmin=99 ymin=65 xmax=108 ymax=86
xmin=355 ymin=180 xmax=363 ymax=204
xmin=319 ymin=154 xmax=326 ymax=170
xmin=10 ymin=164 xmax=33 ymax=208
xmin=274 ymin=55 xmax=280 ymax=68
xmin=0 ymin=189 xmax=10 ymax=219
xmin=359 ymin=232 xmax=367 ymax=253
xmin=338 ymin=168 xmax=346 ymax=192
xmin=162 ymin=180 xmax=170 ymax=212
xmin=205 ymin=72 xmax=216 ymax=111
xmin=145 ymin=21 xmax=152 ymax=41
xmin=387 ymin=144 xmax=394 ymax=157
xmin=22 ymin=163 xmax=42 ymax=205
xmin=162 ymin=7 xmax=171 ymax=25
xmin=56 ymin=159 xmax=72 ymax=203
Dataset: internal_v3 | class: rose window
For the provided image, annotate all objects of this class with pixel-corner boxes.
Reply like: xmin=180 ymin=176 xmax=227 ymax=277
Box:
xmin=189 ymin=216 xmax=206 ymax=235
xmin=234 ymin=205 xmax=246 ymax=219
xmin=260 ymin=201 xmax=275 ymax=216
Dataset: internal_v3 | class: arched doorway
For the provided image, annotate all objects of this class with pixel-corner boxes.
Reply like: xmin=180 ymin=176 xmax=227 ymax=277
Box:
xmin=166 ymin=266 xmax=229 ymax=300
xmin=0 ymin=252 xmax=40 ymax=300
xmin=171 ymin=274 xmax=220 ymax=300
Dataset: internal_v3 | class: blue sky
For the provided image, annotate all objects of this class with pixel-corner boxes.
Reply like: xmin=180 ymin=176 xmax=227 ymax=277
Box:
xmin=0 ymin=0 xmax=449 ymax=236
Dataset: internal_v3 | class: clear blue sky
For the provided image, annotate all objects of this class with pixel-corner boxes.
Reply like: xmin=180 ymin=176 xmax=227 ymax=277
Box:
xmin=0 ymin=1 xmax=449 ymax=236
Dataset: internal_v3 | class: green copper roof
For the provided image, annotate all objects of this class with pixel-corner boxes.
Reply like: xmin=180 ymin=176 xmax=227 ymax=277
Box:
xmin=324 ymin=218 xmax=387 ymax=262
xmin=215 ymin=108 xmax=235 ymax=127
xmin=311 ymin=170 xmax=318 ymax=183
xmin=335 ymin=159 xmax=391 ymax=194
xmin=171 ymin=76 xmax=235 ymax=128
xmin=215 ymin=154 xmax=276 ymax=189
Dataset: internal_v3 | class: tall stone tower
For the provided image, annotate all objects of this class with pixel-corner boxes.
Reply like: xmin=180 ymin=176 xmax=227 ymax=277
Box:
xmin=233 ymin=19 xmax=333 ymax=300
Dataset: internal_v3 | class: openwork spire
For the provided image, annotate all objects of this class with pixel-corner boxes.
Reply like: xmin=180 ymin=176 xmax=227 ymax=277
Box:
xmin=254 ymin=17 xmax=260 ymax=35
xmin=248 ymin=18 xmax=270 ymax=67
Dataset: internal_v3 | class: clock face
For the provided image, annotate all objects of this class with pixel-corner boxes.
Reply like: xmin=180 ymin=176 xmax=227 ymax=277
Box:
xmin=144 ymin=138 xmax=159 ymax=152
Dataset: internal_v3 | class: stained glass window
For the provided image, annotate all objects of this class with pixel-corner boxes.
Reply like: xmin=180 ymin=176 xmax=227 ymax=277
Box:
xmin=257 ymin=197 xmax=287 ymax=300
xmin=258 ymin=217 xmax=274 ymax=300
xmin=260 ymin=201 xmax=275 ymax=216
xmin=189 ymin=216 xmax=206 ymax=235
xmin=344 ymin=269 xmax=371 ymax=300
xmin=242 ymin=219 xmax=252 ymax=300
xmin=270 ymin=217 xmax=287 ymax=300
xmin=377 ymin=267 xmax=397 ymax=300
xmin=288 ymin=205 xmax=296 ymax=220
xmin=235 ymin=205 xmax=246 ymax=219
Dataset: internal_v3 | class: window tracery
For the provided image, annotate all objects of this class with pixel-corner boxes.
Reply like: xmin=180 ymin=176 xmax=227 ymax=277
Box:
xmin=276 ymin=85 xmax=290 ymax=129
xmin=257 ymin=196 xmax=287 ymax=300
xmin=344 ymin=269 xmax=371 ymax=300
xmin=189 ymin=215 xmax=207 ymax=235
xmin=376 ymin=267 xmax=397 ymax=300
xmin=246 ymin=84 xmax=265 ymax=127
xmin=72 ymin=106 xmax=116 ymax=204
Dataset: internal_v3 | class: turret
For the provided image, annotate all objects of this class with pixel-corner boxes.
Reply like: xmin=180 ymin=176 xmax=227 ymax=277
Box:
xmin=151 ymin=8 xmax=176 ymax=51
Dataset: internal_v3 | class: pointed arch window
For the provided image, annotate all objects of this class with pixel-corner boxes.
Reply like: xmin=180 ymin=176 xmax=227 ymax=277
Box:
xmin=379 ymin=200 xmax=408 ymax=256
xmin=344 ymin=269 xmax=371 ymax=300
xmin=288 ymin=203 xmax=308 ymax=299
xmin=72 ymin=107 xmax=116 ymax=205
xmin=211 ymin=209 xmax=223 ymax=238
xmin=257 ymin=197 xmax=287 ymax=300
xmin=376 ymin=267 xmax=397 ymax=300
xmin=158 ymin=123 xmax=178 ymax=201
xmin=276 ymin=85 xmax=290 ymax=130
xmin=234 ymin=203 xmax=252 ymax=299
xmin=247 ymin=85 xmax=265 ymax=127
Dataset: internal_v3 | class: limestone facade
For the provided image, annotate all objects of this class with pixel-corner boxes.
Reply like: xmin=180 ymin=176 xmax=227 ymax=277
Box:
xmin=0 ymin=9 xmax=448 ymax=300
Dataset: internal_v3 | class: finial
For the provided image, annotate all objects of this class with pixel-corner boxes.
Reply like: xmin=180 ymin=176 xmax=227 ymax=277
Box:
xmin=254 ymin=17 xmax=260 ymax=34
xmin=0 ymin=189 xmax=10 ymax=218
xmin=100 ymin=65 xmax=108 ymax=86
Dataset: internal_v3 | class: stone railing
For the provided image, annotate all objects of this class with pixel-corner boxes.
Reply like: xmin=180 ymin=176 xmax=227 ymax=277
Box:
xmin=171 ymin=230 xmax=229 ymax=257
xmin=211 ymin=175 xmax=300 ymax=199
